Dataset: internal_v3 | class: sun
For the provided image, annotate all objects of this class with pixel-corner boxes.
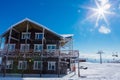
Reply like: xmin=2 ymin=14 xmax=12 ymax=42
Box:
xmin=84 ymin=0 xmax=113 ymax=26
xmin=96 ymin=3 xmax=111 ymax=16
xmin=98 ymin=7 xmax=104 ymax=15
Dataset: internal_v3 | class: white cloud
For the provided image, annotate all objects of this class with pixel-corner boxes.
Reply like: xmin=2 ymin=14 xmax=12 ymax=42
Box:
xmin=98 ymin=26 xmax=111 ymax=34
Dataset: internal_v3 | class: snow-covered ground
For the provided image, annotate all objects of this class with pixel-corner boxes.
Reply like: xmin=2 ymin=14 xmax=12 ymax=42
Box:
xmin=1 ymin=62 xmax=120 ymax=80
xmin=78 ymin=62 xmax=120 ymax=80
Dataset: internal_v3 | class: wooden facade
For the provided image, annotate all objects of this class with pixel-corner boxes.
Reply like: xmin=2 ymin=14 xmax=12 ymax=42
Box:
xmin=0 ymin=18 xmax=79 ymax=77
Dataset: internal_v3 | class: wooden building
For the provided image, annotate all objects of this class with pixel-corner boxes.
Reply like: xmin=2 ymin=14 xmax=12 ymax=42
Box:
xmin=0 ymin=18 xmax=79 ymax=77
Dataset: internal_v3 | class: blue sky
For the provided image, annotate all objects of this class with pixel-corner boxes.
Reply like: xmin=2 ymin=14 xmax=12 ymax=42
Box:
xmin=0 ymin=0 xmax=120 ymax=57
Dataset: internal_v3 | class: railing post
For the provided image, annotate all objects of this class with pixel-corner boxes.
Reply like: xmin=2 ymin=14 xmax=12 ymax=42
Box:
xmin=78 ymin=51 xmax=80 ymax=77
xmin=58 ymin=41 xmax=61 ymax=77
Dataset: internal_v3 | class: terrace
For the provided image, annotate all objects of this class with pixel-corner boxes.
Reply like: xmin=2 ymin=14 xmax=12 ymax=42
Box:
xmin=0 ymin=49 xmax=79 ymax=58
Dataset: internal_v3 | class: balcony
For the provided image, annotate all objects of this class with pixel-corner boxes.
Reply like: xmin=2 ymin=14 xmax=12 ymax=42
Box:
xmin=0 ymin=49 xmax=79 ymax=58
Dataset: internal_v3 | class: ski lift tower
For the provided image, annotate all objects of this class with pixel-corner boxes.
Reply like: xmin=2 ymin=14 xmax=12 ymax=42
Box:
xmin=97 ymin=50 xmax=104 ymax=64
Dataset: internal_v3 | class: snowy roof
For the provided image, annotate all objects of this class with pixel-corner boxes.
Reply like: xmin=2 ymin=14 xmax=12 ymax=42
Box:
xmin=1 ymin=18 xmax=63 ymax=38
xmin=61 ymin=34 xmax=74 ymax=38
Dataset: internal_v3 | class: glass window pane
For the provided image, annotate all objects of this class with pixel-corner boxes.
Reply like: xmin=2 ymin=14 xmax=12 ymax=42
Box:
xmin=48 ymin=46 xmax=51 ymax=49
xmin=23 ymin=61 xmax=27 ymax=69
xmin=38 ymin=34 xmax=43 ymax=39
xmin=6 ymin=60 xmax=13 ymax=69
xmin=38 ymin=61 xmax=41 ymax=69
xmin=35 ymin=33 xmax=43 ymax=39
xmin=49 ymin=63 xmax=51 ymax=70
xmin=34 ymin=44 xmax=42 ymax=52
xmin=8 ymin=44 xmax=15 ymax=51
xmin=52 ymin=65 xmax=54 ymax=70
xmin=9 ymin=64 xmax=12 ymax=68
xmin=39 ymin=45 xmax=42 ymax=50
xmin=22 ymin=33 xmax=31 ymax=39
xmin=20 ymin=62 xmax=22 ymax=69
xmin=52 ymin=46 xmax=56 ymax=49
xmin=35 ymin=62 xmax=37 ymax=69
xmin=47 ymin=45 xmax=56 ymax=50
xmin=21 ymin=44 xmax=29 ymax=52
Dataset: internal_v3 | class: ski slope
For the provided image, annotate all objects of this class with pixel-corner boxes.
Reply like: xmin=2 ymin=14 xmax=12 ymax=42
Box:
xmin=1 ymin=62 xmax=120 ymax=80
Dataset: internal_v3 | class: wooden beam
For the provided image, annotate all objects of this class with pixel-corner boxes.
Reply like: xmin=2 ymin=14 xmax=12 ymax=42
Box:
xmin=12 ymin=28 xmax=20 ymax=33
xmin=11 ymin=36 xmax=19 ymax=41
xmin=3 ymin=27 xmax=13 ymax=77
xmin=40 ymin=27 xmax=45 ymax=77
xmin=22 ymin=21 xmax=29 ymax=77
xmin=58 ymin=41 xmax=62 ymax=77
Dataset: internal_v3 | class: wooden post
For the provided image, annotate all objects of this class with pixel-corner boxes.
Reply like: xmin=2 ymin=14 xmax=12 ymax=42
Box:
xmin=58 ymin=52 xmax=60 ymax=77
xmin=4 ymin=27 xmax=12 ymax=77
xmin=40 ymin=28 xmax=45 ymax=77
xmin=22 ymin=21 xmax=29 ymax=77
xmin=71 ymin=37 xmax=76 ymax=74
xmin=58 ymin=41 xmax=61 ymax=77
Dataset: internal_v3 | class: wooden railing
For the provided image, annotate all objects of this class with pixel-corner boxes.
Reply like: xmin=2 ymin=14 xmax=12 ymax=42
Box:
xmin=0 ymin=49 xmax=79 ymax=58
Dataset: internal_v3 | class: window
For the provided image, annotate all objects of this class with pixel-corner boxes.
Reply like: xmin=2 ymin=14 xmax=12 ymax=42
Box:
xmin=35 ymin=33 xmax=43 ymax=39
xmin=48 ymin=61 xmax=56 ymax=70
xmin=34 ymin=44 xmax=42 ymax=52
xmin=18 ymin=61 xmax=27 ymax=69
xmin=7 ymin=44 xmax=15 ymax=51
xmin=33 ymin=61 xmax=42 ymax=70
xmin=47 ymin=44 xmax=56 ymax=50
xmin=20 ymin=44 xmax=30 ymax=52
xmin=22 ymin=32 xmax=31 ymax=39
xmin=6 ymin=60 xmax=13 ymax=69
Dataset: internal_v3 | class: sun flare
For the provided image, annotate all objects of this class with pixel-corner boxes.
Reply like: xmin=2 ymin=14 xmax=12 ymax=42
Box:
xmin=98 ymin=7 xmax=104 ymax=15
xmin=85 ymin=0 xmax=114 ymax=26
xmin=96 ymin=3 xmax=111 ymax=16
